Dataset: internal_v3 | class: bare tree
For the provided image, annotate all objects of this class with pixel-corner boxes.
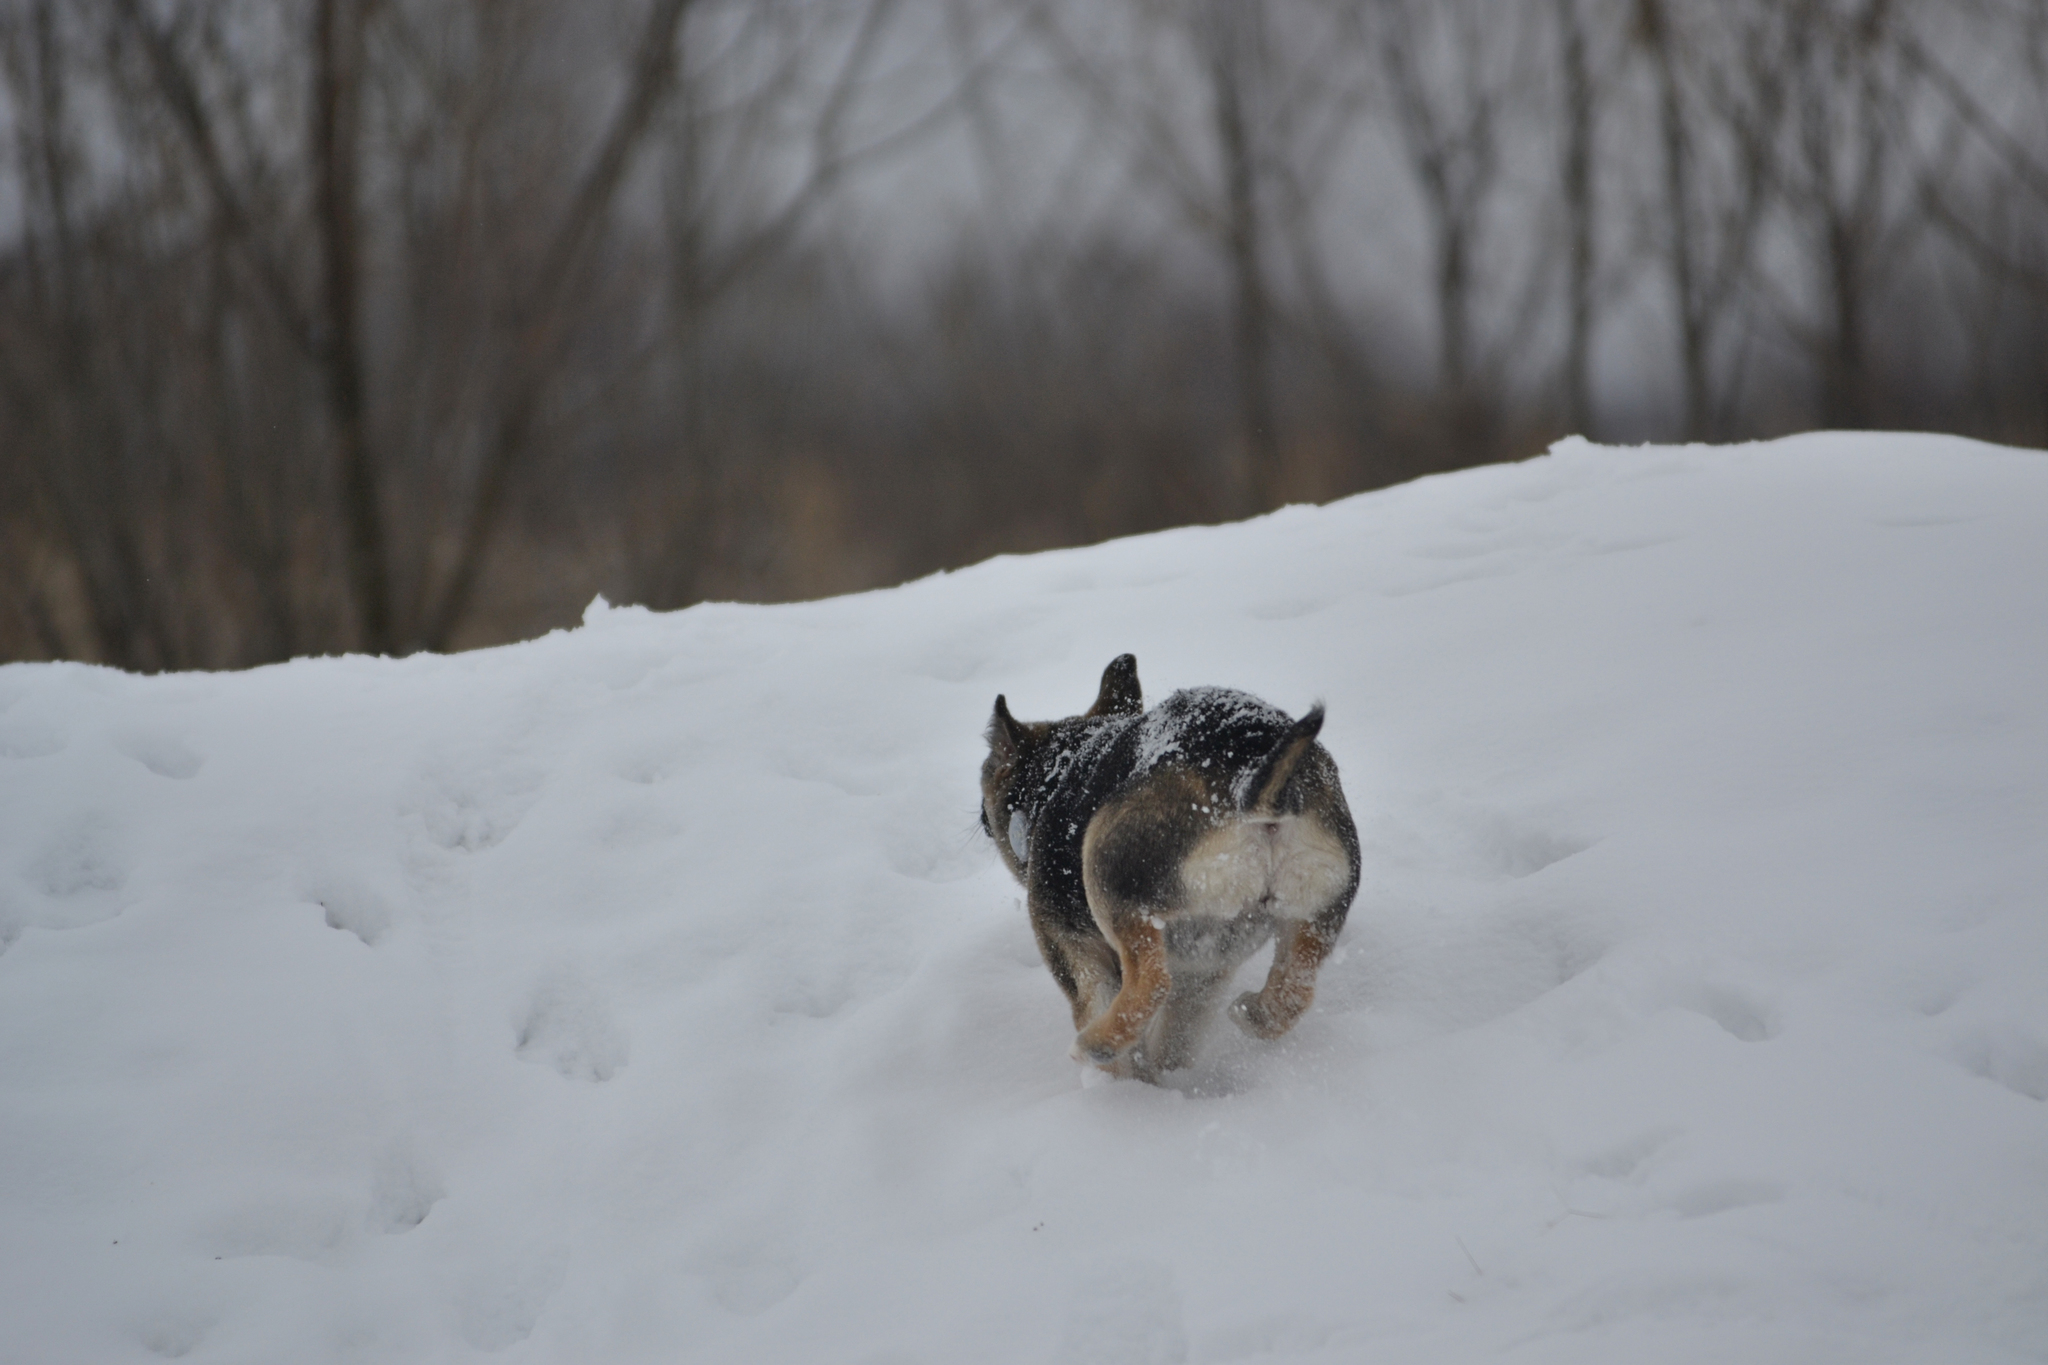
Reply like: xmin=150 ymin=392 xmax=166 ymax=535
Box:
xmin=616 ymin=0 xmax=946 ymax=611
xmin=1771 ymin=0 xmax=1931 ymax=429
xmin=1900 ymin=6 xmax=2048 ymax=294
xmin=1552 ymin=0 xmax=1602 ymax=435
xmin=1200 ymin=0 xmax=1283 ymax=508
xmin=106 ymin=0 xmax=696 ymax=652
xmin=0 ymin=1 xmax=202 ymax=667
xmin=1367 ymin=0 xmax=1530 ymax=453
xmin=1632 ymin=0 xmax=1791 ymax=439
xmin=7 ymin=0 xmax=2048 ymax=670
xmin=1029 ymin=0 xmax=1337 ymax=512
xmin=311 ymin=0 xmax=389 ymax=649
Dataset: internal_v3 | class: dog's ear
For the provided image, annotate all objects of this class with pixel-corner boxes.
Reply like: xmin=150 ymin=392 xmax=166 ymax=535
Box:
xmin=988 ymin=695 xmax=1027 ymax=759
xmin=1085 ymin=653 xmax=1142 ymax=718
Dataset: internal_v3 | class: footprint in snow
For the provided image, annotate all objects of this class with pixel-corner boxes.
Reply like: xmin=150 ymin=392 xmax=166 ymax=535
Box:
xmin=458 ymin=1244 xmax=569 ymax=1352
xmin=770 ymin=968 xmax=856 ymax=1020
xmin=1576 ymin=1128 xmax=1681 ymax=1183
xmin=369 ymin=1148 xmax=443 ymax=1233
xmin=709 ymin=1257 xmax=803 ymax=1317
xmin=1874 ymin=959 xmax=1974 ymax=1019
xmin=1663 ymin=982 xmax=1780 ymax=1043
xmin=304 ymin=874 xmax=396 ymax=946
xmin=112 ymin=730 xmax=204 ymax=780
xmin=516 ymin=977 xmax=628 ymax=1082
xmin=26 ymin=812 xmax=132 ymax=898
xmin=1954 ymin=1027 xmax=2048 ymax=1102
xmin=18 ymin=815 xmax=133 ymax=934
xmin=618 ymin=751 xmax=679 ymax=785
xmin=137 ymin=1312 xmax=211 ymax=1359
xmin=681 ymin=1225 xmax=807 ymax=1316
xmin=615 ymin=734 xmax=716 ymax=786
xmin=406 ymin=763 xmax=544 ymax=853
xmin=0 ymin=719 xmax=66 ymax=758
xmin=1481 ymin=820 xmax=1593 ymax=880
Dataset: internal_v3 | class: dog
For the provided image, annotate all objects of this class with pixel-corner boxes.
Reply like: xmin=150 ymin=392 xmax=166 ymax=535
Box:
xmin=980 ymin=654 xmax=1360 ymax=1079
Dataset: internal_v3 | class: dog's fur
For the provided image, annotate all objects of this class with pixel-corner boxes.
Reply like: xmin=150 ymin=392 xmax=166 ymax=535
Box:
xmin=981 ymin=655 xmax=1360 ymax=1079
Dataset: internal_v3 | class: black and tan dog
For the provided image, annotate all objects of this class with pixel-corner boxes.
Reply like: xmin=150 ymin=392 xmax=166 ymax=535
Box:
xmin=981 ymin=654 xmax=1360 ymax=1079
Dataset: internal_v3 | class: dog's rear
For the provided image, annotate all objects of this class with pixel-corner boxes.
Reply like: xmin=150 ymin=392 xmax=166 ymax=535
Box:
xmin=1076 ymin=689 xmax=1357 ymax=1072
xmin=984 ymin=660 xmax=1360 ymax=1079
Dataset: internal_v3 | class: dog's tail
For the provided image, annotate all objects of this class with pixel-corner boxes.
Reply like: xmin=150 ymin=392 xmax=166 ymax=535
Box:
xmin=1240 ymin=705 xmax=1325 ymax=816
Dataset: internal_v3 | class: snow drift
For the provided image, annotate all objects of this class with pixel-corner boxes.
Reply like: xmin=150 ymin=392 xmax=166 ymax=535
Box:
xmin=2 ymin=432 xmax=2045 ymax=1364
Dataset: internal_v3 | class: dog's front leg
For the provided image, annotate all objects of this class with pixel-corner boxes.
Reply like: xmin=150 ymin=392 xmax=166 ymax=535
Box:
xmin=1230 ymin=917 xmax=1335 ymax=1040
xmin=1073 ymin=916 xmax=1171 ymax=1068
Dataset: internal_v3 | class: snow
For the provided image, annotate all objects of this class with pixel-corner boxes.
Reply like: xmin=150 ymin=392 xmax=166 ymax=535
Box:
xmin=3 ymin=431 xmax=2046 ymax=1364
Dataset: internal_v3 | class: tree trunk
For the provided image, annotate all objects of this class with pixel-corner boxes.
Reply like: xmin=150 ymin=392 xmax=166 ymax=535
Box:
xmin=312 ymin=0 xmax=395 ymax=652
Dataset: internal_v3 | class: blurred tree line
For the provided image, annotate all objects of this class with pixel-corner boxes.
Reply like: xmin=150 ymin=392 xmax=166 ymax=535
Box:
xmin=2 ymin=0 xmax=2044 ymax=668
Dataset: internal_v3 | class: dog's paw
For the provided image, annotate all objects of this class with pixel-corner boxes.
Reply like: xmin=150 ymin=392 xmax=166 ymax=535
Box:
xmin=1072 ymin=1033 xmax=1121 ymax=1066
xmin=1229 ymin=991 xmax=1289 ymax=1041
xmin=1071 ymin=1036 xmax=1156 ymax=1081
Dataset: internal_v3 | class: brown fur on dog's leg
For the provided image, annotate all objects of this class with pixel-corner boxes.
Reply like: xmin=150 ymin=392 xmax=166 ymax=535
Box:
xmin=1030 ymin=909 xmax=1121 ymax=1032
xmin=1230 ymin=919 xmax=1337 ymax=1040
xmin=1074 ymin=916 xmax=1171 ymax=1063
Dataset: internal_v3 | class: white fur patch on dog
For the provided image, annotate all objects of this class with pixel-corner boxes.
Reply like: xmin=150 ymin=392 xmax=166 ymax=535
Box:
xmin=1180 ymin=816 xmax=1350 ymax=923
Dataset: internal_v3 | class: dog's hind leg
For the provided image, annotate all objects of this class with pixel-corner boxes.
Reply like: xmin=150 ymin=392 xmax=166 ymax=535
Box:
xmin=1063 ymin=939 xmax=1123 ymax=1034
xmin=1072 ymin=915 xmax=1171 ymax=1067
xmin=1228 ymin=802 xmax=1356 ymax=1043
xmin=1076 ymin=789 xmax=1206 ymax=1072
xmin=1033 ymin=912 xmax=1122 ymax=1032
xmin=1230 ymin=917 xmax=1337 ymax=1040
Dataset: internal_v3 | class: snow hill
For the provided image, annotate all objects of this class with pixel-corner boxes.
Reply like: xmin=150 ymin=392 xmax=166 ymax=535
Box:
xmin=2 ymin=433 xmax=2046 ymax=1365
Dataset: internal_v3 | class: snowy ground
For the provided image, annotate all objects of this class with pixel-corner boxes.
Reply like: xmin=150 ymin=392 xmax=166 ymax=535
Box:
xmin=2 ymin=432 xmax=2046 ymax=1365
